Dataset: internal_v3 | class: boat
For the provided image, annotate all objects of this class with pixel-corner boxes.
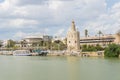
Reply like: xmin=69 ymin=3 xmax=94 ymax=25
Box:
xmin=13 ymin=50 xmax=32 ymax=56
xmin=32 ymin=49 xmax=48 ymax=56
xmin=38 ymin=50 xmax=48 ymax=56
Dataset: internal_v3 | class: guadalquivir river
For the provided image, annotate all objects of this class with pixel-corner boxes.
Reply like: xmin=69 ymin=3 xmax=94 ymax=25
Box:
xmin=0 ymin=56 xmax=120 ymax=80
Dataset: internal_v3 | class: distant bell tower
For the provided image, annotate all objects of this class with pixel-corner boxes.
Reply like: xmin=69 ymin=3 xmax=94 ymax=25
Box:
xmin=67 ymin=20 xmax=80 ymax=51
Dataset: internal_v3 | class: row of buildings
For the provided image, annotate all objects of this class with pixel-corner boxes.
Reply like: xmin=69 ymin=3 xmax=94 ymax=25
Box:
xmin=80 ymin=34 xmax=120 ymax=47
xmin=0 ymin=21 xmax=120 ymax=51
xmin=0 ymin=35 xmax=65 ymax=49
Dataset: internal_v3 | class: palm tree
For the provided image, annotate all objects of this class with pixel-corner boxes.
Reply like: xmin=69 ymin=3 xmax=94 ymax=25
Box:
xmin=0 ymin=40 xmax=2 ymax=48
xmin=85 ymin=29 xmax=88 ymax=37
xmin=97 ymin=30 xmax=103 ymax=45
xmin=98 ymin=30 xmax=102 ymax=39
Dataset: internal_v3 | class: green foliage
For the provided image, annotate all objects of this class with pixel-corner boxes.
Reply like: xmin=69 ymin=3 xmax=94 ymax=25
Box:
xmin=6 ymin=40 xmax=16 ymax=48
xmin=0 ymin=41 xmax=2 ymax=47
xmin=39 ymin=41 xmax=44 ymax=46
xmin=82 ymin=44 xmax=87 ymax=49
xmin=13 ymin=46 xmax=20 ymax=50
xmin=44 ymin=41 xmax=52 ymax=49
xmin=51 ymin=40 xmax=67 ymax=50
xmin=85 ymin=29 xmax=88 ymax=37
xmin=96 ymin=44 xmax=104 ymax=51
xmin=82 ymin=45 xmax=96 ymax=52
xmin=31 ymin=41 xmax=52 ymax=50
xmin=82 ymin=44 xmax=104 ymax=52
xmin=104 ymin=44 xmax=120 ymax=57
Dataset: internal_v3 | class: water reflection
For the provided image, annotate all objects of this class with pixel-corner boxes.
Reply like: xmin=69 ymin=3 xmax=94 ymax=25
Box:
xmin=67 ymin=57 xmax=80 ymax=80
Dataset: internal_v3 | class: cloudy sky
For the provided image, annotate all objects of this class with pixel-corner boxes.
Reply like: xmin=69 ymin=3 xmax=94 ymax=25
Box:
xmin=0 ymin=0 xmax=120 ymax=40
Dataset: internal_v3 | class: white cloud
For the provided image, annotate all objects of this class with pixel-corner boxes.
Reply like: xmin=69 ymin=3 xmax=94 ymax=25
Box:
xmin=13 ymin=31 xmax=27 ymax=39
xmin=82 ymin=2 xmax=120 ymax=36
xmin=55 ymin=28 xmax=65 ymax=37
xmin=13 ymin=31 xmax=44 ymax=40
xmin=0 ymin=19 xmax=39 ymax=28
xmin=0 ymin=0 xmax=119 ymax=40
xmin=13 ymin=28 xmax=51 ymax=40
xmin=48 ymin=0 xmax=63 ymax=10
xmin=8 ymin=19 xmax=38 ymax=28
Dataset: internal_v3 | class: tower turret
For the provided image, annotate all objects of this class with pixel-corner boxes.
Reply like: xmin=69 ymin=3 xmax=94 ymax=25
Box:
xmin=71 ymin=20 xmax=76 ymax=31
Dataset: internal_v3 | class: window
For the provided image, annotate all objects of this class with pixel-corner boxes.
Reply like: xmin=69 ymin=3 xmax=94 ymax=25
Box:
xmin=75 ymin=41 xmax=76 ymax=43
xmin=69 ymin=41 xmax=70 ymax=43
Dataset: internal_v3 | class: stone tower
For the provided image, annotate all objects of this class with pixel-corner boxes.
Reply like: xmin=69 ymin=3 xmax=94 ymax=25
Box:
xmin=67 ymin=20 xmax=80 ymax=51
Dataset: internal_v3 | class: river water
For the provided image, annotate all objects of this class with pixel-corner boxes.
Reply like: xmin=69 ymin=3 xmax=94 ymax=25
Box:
xmin=0 ymin=56 xmax=120 ymax=80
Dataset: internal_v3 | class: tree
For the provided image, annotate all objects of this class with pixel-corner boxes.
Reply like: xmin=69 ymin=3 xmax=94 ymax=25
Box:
xmin=104 ymin=44 xmax=120 ymax=57
xmin=96 ymin=44 xmax=104 ymax=51
xmin=46 ymin=41 xmax=52 ymax=50
xmin=42 ymin=41 xmax=52 ymax=50
xmin=39 ymin=41 xmax=43 ymax=46
xmin=0 ymin=40 xmax=3 ymax=47
xmin=87 ymin=45 xmax=97 ymax=51
xmin=85 ymin=29 xmax=88 ymax=37
xmin=82 ymin=44 xmax=87 ymax=51
xmin=51 ymin=40 xmax=67 ymax=50
xmin=98 ymin=30 xmax=102 ymax=39
xmin=6 ymin=40 xmax=16 ymax=48
xmin=82 ymin=44 xmax=103 ymax=52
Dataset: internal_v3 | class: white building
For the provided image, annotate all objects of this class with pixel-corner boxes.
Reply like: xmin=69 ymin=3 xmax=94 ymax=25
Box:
xmin=2 ymin=40 xmax=9 ymax=47
xmin=15 ymin=35 xmax=52 ymax=48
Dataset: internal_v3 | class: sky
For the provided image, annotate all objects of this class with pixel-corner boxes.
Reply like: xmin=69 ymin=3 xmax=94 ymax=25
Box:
xmin=0 ymin=0 xmax=120 ymax=40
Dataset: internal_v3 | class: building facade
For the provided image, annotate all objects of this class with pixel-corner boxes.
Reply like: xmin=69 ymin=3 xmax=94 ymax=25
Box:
xmin=15 ymin=35 xmax=52 ymax=48
xmin=80 ymin=34 xmax=120 ymax=47
xmin=66 ymin=21 xmax=120 ymax=52
xmin=67 ymin=21 xmax=80 ymax=51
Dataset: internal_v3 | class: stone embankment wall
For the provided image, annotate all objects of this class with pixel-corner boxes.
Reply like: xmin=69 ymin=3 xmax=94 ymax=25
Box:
xmin=81 ymin=51 xmax=104 ymax=57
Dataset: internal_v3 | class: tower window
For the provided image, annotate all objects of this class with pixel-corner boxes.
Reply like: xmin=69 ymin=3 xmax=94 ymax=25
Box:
xmin=75 ymin=41 xmax=76 ymax=43
xmin=69 ymin=41 xmax=70 ymax=43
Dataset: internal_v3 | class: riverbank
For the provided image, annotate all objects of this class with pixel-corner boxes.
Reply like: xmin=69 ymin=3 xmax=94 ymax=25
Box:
xmin=0 ymin=50 xmax=104 ymax=57
xmin=48 ymin=51 xmax=104 ymax=57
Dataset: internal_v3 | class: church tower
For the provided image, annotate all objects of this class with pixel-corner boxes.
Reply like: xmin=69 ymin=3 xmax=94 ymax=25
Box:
xmin=67 ymin=20 xmax=80 ymax=51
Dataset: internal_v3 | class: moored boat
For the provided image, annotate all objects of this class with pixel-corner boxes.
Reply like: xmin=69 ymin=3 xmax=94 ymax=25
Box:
xmin=38 ymin=50 xmax=48 ymax=56
xmin=13 ymin=50 xmax=32 ymax=56
xmin=32 ymin=49 xmax=48 ymax=56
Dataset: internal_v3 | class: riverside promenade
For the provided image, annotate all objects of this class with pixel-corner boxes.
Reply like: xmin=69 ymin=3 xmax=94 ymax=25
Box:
xmin=0 ymin=48 xmax=104 ymax=57
xmin=47 ymin=50 xmax=104 ymax=57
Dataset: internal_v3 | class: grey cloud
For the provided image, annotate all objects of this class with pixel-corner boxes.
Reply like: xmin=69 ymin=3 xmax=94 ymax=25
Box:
xmin=14 ymin=0 xmax=49 ymax=6
xmin=12 ymin=0 xmax=73 ymax=6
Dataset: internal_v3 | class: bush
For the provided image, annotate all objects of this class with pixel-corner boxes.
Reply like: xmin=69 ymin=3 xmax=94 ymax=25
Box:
xmin=82 ymin=44 xmax=103 ymax=52
xmin=104 ymin=44 xmax=120 ymax=57
xmin=51 ymin=40 xmax=67 ymax=50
